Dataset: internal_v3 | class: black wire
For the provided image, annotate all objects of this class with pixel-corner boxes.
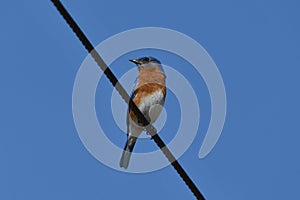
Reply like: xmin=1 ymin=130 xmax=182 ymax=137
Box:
xmin=50 ymin=1 xmax=205 ymax=199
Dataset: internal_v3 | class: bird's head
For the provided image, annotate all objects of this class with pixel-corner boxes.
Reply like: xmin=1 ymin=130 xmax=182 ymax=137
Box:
xmin=130 ymin=56 xmax=161 ymax=65
xmin=129 ymin=56 xmax=164 ymax=72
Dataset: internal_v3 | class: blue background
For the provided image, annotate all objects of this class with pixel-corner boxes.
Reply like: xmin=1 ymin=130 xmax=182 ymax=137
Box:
xmin=1 ymin=0 xmax=299 ymax=199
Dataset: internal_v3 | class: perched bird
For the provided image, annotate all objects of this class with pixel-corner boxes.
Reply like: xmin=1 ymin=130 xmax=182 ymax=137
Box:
xmin=119 ymin=56 xmax=166 ymax=169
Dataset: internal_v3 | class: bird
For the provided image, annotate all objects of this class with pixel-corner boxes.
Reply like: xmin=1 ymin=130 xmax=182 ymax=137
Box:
xmin=119 ymin=56 xmax=167 ymax=169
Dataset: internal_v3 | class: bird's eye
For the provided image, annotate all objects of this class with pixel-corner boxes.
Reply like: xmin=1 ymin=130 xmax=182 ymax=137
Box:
xmin=144 ymin=57 xmax=150 ymax=62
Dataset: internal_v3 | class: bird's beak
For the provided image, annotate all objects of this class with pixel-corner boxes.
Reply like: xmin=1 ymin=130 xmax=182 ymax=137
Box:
xmin=129 ymin=59 xmax=140 ymax=65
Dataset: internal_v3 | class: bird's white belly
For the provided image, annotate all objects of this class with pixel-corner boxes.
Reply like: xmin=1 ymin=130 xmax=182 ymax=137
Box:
xmin=139 ymin=90 xmax=165 ymax=123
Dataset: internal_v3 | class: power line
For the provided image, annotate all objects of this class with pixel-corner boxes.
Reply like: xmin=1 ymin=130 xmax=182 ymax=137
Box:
xmin=50 ymin=1 xmax=205 ymax=199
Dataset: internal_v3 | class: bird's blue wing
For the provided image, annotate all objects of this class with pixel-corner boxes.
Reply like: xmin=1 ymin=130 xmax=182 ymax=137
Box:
xmin=126 ymin=77 xmax=138 ymax=133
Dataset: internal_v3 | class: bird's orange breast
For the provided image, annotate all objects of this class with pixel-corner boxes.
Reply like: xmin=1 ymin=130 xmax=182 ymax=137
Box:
xmin=129 ymin=67 xmax=166 ymax=124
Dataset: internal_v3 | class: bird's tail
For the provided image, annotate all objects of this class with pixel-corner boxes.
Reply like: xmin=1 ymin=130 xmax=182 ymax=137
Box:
xmin=119 ymin=136 xmax=137 ymax=169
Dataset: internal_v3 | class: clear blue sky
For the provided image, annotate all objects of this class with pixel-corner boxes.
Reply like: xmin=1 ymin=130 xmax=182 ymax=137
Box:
xmin=1 ymin=0 xmax=299 ymax=199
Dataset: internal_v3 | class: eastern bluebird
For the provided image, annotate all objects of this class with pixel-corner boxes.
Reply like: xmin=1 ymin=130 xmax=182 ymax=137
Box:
xmin=119 ymin=56 xmax=166 ymax=169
